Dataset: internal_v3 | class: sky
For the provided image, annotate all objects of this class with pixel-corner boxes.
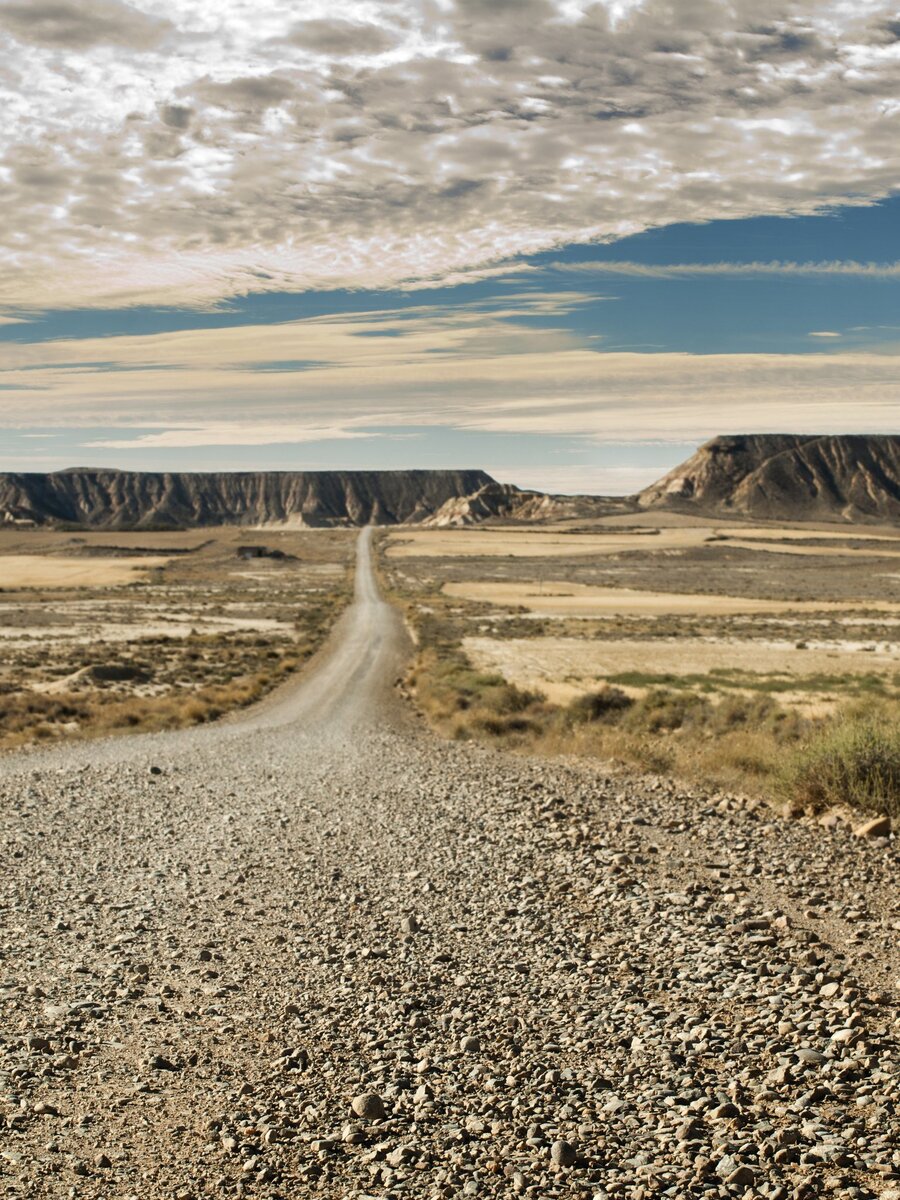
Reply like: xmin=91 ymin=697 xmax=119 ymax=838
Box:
xmin=0 ymin=0 xmax=899 ymax=494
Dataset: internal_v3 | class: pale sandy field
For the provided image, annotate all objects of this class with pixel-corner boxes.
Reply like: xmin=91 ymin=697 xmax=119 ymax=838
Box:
xmin=463 ymin=634 xmax=899 ymax=704
xmin=387 ymin=523 xmax=900 ymax=559
xmin=0 ymin=554 xmax=172 ymax=587
xmin=444 ymin=580 xmax=900 ymax=617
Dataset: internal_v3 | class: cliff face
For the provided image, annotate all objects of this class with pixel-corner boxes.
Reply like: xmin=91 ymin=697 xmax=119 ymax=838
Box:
xmin=0 ymin=468 xmax=500 ymax=529
xmin=638 ymin=435 xmax=900 ymax=523
xmin=420 ymin=481 xmax=570 ymax=527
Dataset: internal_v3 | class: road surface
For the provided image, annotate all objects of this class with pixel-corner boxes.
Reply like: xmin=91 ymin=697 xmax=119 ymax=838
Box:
xmin=0 ymin=529 xmax=897 ymax=1199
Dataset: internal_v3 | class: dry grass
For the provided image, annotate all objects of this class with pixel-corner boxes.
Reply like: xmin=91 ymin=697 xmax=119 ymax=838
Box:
xmin=774 ymin=715 xmax=900 ymax=818
xmin=0 ymin=528 xmax=354 ymax=751
xmin=389 ymin=555 xmax=899 ymax=811
xmin=444 ymin=580 xmax=900 ymax=617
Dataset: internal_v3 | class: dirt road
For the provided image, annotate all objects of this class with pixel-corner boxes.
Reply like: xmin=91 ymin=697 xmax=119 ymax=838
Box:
xmin=1 ymin=530 xmax=898 ymax=1199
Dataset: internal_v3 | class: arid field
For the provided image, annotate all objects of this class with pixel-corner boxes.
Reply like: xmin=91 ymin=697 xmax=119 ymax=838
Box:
xmin=383 ymin=512 xmax=900 ymax=804
xmin=2 ymin=511 xmax=899 ymax=808
xmin=0 ymin=526 xmax=354 ymax=750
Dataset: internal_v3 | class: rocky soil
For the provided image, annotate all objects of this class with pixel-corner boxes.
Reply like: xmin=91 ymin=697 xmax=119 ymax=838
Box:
xmin=1 ymin=533 xmax=898 ymax=1200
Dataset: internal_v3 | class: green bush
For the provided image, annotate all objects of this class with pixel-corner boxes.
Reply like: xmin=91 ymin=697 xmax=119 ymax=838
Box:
xmin=775 ymin=718 xmax=900 ymax=816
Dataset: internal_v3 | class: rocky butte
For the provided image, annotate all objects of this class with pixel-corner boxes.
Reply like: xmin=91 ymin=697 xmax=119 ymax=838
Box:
xmin=639 ymin=434 xmax=900 ymax=523
xmin=1 ymin=434 xmax=898 ymax=529
xmin=0 ymin=468 xmax=528 ymax=530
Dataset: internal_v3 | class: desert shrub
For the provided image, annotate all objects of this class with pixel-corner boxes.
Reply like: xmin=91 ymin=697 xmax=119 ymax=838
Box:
xmin=709 ymin=693 xmax=807 ymax=740
xmin=775 ymin=718 xmax=900 ymax=816
xmin=567 ymin=687 xmax=633 ymax=724
xmin=623 ymin=688 xmax=713 ymax=733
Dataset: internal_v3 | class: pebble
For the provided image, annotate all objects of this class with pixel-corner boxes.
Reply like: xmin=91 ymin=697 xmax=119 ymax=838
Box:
xmin=350 ymin=1092 xmax=386 ymax=1120
xmin=550 ymin=1139 xmax=577 ymax=1167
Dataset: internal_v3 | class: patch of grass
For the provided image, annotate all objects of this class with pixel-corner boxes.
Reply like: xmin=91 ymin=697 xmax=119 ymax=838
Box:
xmin=607 ymin=669 xmax=893 ymax=697
xmin=774 ymin=718 xmax=900 ymax=818
xmin=407 ymin=646 xmax=549 ymax=740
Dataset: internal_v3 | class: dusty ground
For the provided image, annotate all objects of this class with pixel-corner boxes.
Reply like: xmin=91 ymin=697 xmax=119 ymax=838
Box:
xmin=462 ymin=635 xmax=900 ymax=707
xmin=0 ymin=527 xmax=353 ymax=749
xmin=1 ymin=531 xmax=898 ymax=1200
xmin=386 ymin=522 xmax=900 ymax=560
xmin=443 ymin=581 xmax=900 ymax=618
xmin=385 ymin=513 xmax=900 ymax=718
xmin=0 ymin=555 xmax=173 ymax=587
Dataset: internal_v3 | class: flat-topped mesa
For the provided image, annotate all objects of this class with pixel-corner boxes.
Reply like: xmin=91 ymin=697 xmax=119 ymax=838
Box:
xmin=638 ymin=434 xmax=900 ymax=523
xmin=0 ymin=468 xmax=501 ymax=529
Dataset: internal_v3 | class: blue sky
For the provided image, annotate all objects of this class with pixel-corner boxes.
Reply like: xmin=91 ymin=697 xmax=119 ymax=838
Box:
xmin=1 ymin=1 xmax=899 ymax=493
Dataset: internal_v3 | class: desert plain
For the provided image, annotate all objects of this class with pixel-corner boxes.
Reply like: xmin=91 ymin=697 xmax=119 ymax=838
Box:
xmin=1 ymin=511 xmax=899 ymax=1200
xmin=0 ymin=526 xmax=353 ymax=750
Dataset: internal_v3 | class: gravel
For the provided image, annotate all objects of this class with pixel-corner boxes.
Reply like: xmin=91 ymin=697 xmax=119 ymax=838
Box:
xmin=0 ymin=530 xmax=897 ymax=1198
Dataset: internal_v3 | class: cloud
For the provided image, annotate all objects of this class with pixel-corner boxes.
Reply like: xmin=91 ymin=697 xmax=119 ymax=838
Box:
xmin=0 ymin=298 xmax=896 ymax=445
xmin=0 ymin=0 xmax=171 ymax=50
xmin=284 ymin=19 xmax=397 ymax=57
xmin=808 ymin=330 xmax=842 ymax=338
xmin=2 ymin=1 xmax=900 ymax=308
xmin=83 ymin=423 xmax=379 ymax=449
xmin=555 ymin=259 xmax=900 ymax=278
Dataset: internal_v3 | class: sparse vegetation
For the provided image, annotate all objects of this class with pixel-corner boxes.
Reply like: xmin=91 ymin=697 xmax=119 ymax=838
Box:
xmin=775 ymin=716 xmax=900 ymax=818
xmin=382 ymin=525 xmax=900 ymax=815
xmin=0 ymin=527 xmax=354 ymax=751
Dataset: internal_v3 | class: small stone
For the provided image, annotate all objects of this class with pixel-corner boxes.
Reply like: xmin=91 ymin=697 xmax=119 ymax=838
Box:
xmin=95 ymin=1153 xmax=112 ymax=1168
xmin=726 ymin=1165 xmax=756 ymax=1187
xmin=351 ymin=1092 xmax=385 ymax=1120
xmin=550 ymin=1139 xmax=577 ymax=1167
xmin=853 ymin=814 xmax=891 ymax=839
xmin=148 ymin=1054 xmax=179 ymax=1072
xmin=33 ymin=1102 xmax=59 ymax=1116
xmin=796 ymin=1049 xmax=827 ymax=1065
xmin=401 ymin=914 xmax=420 ymax=934
xmin=460 ymin=1035 xmax=480 ymax=1053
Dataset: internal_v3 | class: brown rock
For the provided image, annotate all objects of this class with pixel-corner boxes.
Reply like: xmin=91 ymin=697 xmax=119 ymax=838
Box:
xmin=853 ymin=815 xmax=891 ymax=839
xmin=351 ymin=1092 xmax=385 ymax=1120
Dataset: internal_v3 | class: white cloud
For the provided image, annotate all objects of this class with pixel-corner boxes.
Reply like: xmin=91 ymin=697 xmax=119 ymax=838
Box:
xmin=83 ymin=423 xmax=378 ymax=448
xmin=0 ymin=301 xmax=896 ymax=444
xmin=2 ymin=1 xmax=900 ymax=308
xmin=808 ymin=330 xmax=842 ymax=337
xmin=555 ymin=260 xmax=900 ymax=278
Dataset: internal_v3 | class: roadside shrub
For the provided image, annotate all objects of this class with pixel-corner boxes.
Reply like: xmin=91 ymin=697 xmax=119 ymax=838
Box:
xmin=567 ymin=687 xmax=633 ymax=724
xmin=775 ymin=718 xmax=900 ymax=816
xmin=623 ymin=688 xmax=713 ymax=733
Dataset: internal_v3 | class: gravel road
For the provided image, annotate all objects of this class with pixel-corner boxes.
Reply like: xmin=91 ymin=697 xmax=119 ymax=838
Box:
xmin=2 ymin=529 xmax=898 ymax=1200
